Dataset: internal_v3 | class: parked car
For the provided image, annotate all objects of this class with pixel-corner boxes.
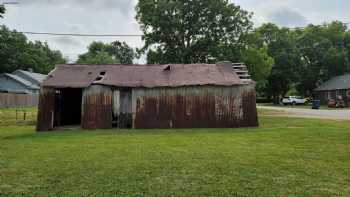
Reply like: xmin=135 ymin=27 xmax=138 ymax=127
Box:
xmin=282 ymin=96 xmax=307 ymax=105
xmin=328 ymin=99 xmax=345 ymax=108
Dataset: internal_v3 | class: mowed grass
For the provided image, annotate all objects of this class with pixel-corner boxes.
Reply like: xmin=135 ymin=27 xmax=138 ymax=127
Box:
xmin=0 ymin=110 xmax=350 ymax=196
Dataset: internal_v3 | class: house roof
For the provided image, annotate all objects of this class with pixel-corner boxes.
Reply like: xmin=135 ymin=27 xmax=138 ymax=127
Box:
xmin=42 ymin=63 xmax=246 ymax=88
xmin=1 ymin=73 xmax=40 ymax=90
xmin=315 ymin=74 xmax=350 ymax=91
xmin=14 ymin=70 xmax=47 ymax=84
xmin=0 ymin=87 xmax=30 ymax=94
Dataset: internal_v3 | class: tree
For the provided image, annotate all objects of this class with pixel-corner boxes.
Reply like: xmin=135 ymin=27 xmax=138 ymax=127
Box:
xmin=240 ymin=46 xmax=274 ymax=95
xmin=25 ymin=41 xmax=67 ymax=73
xmin=136 ymin=0 xmax=252 ymax=64
xmin=0 ymin=5 xmax=5 ymax=18
xmin=268 ymin=29 xmax=303 ymax=102
xmin=296 ymin=22 xmax=350 ymax=95
xmin=77 ymin=51 xmax=119 ymax=64
xmin=77 ymin=41 xmax=135 ymax=64
xmin=249 ymin=24 xmax=302 ymax=102
xmin=0 ymin=25 xmax=66 ymax=74
xmin=108 ymin=41 xmax=135 ymax=64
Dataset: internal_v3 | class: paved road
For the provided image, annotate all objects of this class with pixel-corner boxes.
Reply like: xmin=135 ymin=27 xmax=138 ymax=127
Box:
xmin=258 ymin=106 xmax=350 ymax=120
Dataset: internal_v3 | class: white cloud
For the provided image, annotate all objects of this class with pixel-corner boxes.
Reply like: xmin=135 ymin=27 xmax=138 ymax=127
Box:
xmin=268 ymin=8 xmax=307 ymax=27
xmin=231 ymin=0 xmax=350 ymax=26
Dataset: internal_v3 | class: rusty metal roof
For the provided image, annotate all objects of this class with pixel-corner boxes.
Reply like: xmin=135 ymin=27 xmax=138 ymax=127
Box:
xmin=42 ymin=62 xmax=245 ymax=88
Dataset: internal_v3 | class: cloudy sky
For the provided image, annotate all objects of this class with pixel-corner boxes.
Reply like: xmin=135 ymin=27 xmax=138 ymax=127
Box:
xmin=0 ymin=0 xmax=349 ymax=63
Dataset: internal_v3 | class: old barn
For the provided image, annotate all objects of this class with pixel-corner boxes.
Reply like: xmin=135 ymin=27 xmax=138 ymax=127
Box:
xmin=36 ymin=62 xmax=258 ymax=131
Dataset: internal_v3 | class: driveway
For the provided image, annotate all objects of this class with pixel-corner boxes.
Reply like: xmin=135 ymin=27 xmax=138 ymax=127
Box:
xmin=258 ymin=106 xmax=350 ymax=120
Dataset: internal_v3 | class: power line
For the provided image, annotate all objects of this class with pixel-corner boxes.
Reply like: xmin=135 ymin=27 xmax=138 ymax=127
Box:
xmin=16 ymin=21 xmax=350 ymax=37
xmin=20 ymin=31 xmax=144 ymax=37
xmin=290 ymin=22 xmax=350 ymax=30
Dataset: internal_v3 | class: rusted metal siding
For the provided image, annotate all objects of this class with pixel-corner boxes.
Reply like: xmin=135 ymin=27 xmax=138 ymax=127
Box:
xmin=82 ymin=85 xmax=113 ymax=129
xmin=132 ymin=85 xmax=258 ymax=129
xmin=36 ymin=88 xmax=55 ymax=131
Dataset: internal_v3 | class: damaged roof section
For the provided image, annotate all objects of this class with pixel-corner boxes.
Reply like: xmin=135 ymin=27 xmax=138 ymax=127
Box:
xmin=42 ymin=62 xmax=247 ymax=88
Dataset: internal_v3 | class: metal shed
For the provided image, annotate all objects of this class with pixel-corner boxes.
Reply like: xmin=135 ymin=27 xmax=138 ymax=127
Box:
xmin=36 ymin=62 xmax=258 ymax=131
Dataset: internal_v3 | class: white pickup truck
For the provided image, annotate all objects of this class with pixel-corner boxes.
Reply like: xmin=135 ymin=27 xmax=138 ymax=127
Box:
xmin=282 ymin=96 xmax=307 ymax=105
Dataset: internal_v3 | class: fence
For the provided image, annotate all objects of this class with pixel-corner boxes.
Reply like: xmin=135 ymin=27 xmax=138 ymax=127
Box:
xmin=0 ymin=107 xmax=37 ymax=126
xmin=0 ymin=93 xmax=39 ymax=108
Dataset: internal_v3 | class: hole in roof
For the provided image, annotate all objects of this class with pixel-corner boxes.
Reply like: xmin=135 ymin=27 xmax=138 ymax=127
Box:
xmin=95 ymin=77 xmax=103 ymax=81
xmin=88 ymin=72 xmax=92 ymax=75
xmin=100 ymin=71 xmax=106 ymax=75
xmin=164 ymin=65 xmax=171 ymax=71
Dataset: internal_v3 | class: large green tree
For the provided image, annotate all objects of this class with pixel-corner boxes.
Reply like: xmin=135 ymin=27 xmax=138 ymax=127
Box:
xmin=0 ymin=25 xmax=66 ymax=74
xmin=136 ymin=0 xmax=252 ymax=64
xmin=249 ymin=24 xmax=302 ymax=102
xmin=296 ymin=22 xmax=350 ymax=95
xmin=108 ymin=41 xmax=135 ymax=64
xmin=249 ymin=21 xmax=350 ymax=100
xmin=77 ymin=41 xmax=135 ymax=64
xmin=240 ymin=28 xmax=275 ymax=95
xmin=240 ymin=46 xmax=274 ymax=95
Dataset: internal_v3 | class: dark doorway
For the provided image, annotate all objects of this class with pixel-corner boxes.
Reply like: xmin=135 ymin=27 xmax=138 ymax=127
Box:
xmin=112 ymin=88 xmax=132 ymax=129
xmin=55 ymin=88 xmax=82 ymax=126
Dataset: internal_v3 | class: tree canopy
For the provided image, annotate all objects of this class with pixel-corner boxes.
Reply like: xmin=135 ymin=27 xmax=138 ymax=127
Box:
xmin=241 ymin=22 xmax=350 ymax=101
xmin=0 ymin=5 xmax=5 ymax=18
xmin=296 ymin=22 xmax=350 ymax=95
xmin=77 ymin=41 xmax=135 ymax=65
xmin=136 ymin=0 xmax=252 ymax=64
xmin=0 ymin=26 xmax=66 ymax=74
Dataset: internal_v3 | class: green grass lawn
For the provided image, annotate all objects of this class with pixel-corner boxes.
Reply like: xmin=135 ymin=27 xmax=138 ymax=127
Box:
xmin=0 ymin=112 xmax=350 ymax=196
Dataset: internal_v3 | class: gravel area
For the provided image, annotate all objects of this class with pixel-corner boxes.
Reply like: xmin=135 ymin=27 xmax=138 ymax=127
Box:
xmin=258 ymin=106 xmax=350 ymax=120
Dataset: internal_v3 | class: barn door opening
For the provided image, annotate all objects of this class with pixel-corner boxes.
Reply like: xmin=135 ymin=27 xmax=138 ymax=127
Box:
xmin=55 ymin=88 xmax=83 ymax=126
xmin=113 ymin=88 xmax=132 ymax=128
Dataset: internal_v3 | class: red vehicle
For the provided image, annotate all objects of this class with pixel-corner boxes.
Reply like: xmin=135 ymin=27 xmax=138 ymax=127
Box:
xmin=328 ymin=99 xmax=345 ymax=108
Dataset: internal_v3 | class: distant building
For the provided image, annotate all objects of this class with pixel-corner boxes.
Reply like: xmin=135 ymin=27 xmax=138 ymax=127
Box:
xmin=314 ymin=74 xmax=350 ymax=105
xmin=0 ymin=70 xmax=47 ymax=94
xmin=37 ymin=62 xmax=258 ymax=131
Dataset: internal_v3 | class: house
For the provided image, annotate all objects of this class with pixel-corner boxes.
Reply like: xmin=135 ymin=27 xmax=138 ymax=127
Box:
xmin=314 ymin=74 xmax=350 ymax=105
xmin=0 ymin=70 xmax=47 ymax=94
xmin=36 ymin=62 xmax=258 ymax=131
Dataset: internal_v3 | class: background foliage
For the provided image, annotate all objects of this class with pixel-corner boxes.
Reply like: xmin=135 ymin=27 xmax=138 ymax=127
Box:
xmin=136 ymin=0 xmax=252 ymax=64
xmin=77 ymin=41 xmax=135 ymax=65
xmin=0 ymin=26 xmax=66 ymax=74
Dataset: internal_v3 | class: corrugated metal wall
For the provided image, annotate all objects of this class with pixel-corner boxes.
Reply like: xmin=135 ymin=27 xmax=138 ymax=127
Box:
xmin=36 ymin=88 xmax=55 ymax=131
xmin=37 ymin=85 xmax=258 ymax=131
xmin=82 ymin=85 xmax=113 ymax=129
xmin=132 ymin=85 xmax=258 ymax=129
